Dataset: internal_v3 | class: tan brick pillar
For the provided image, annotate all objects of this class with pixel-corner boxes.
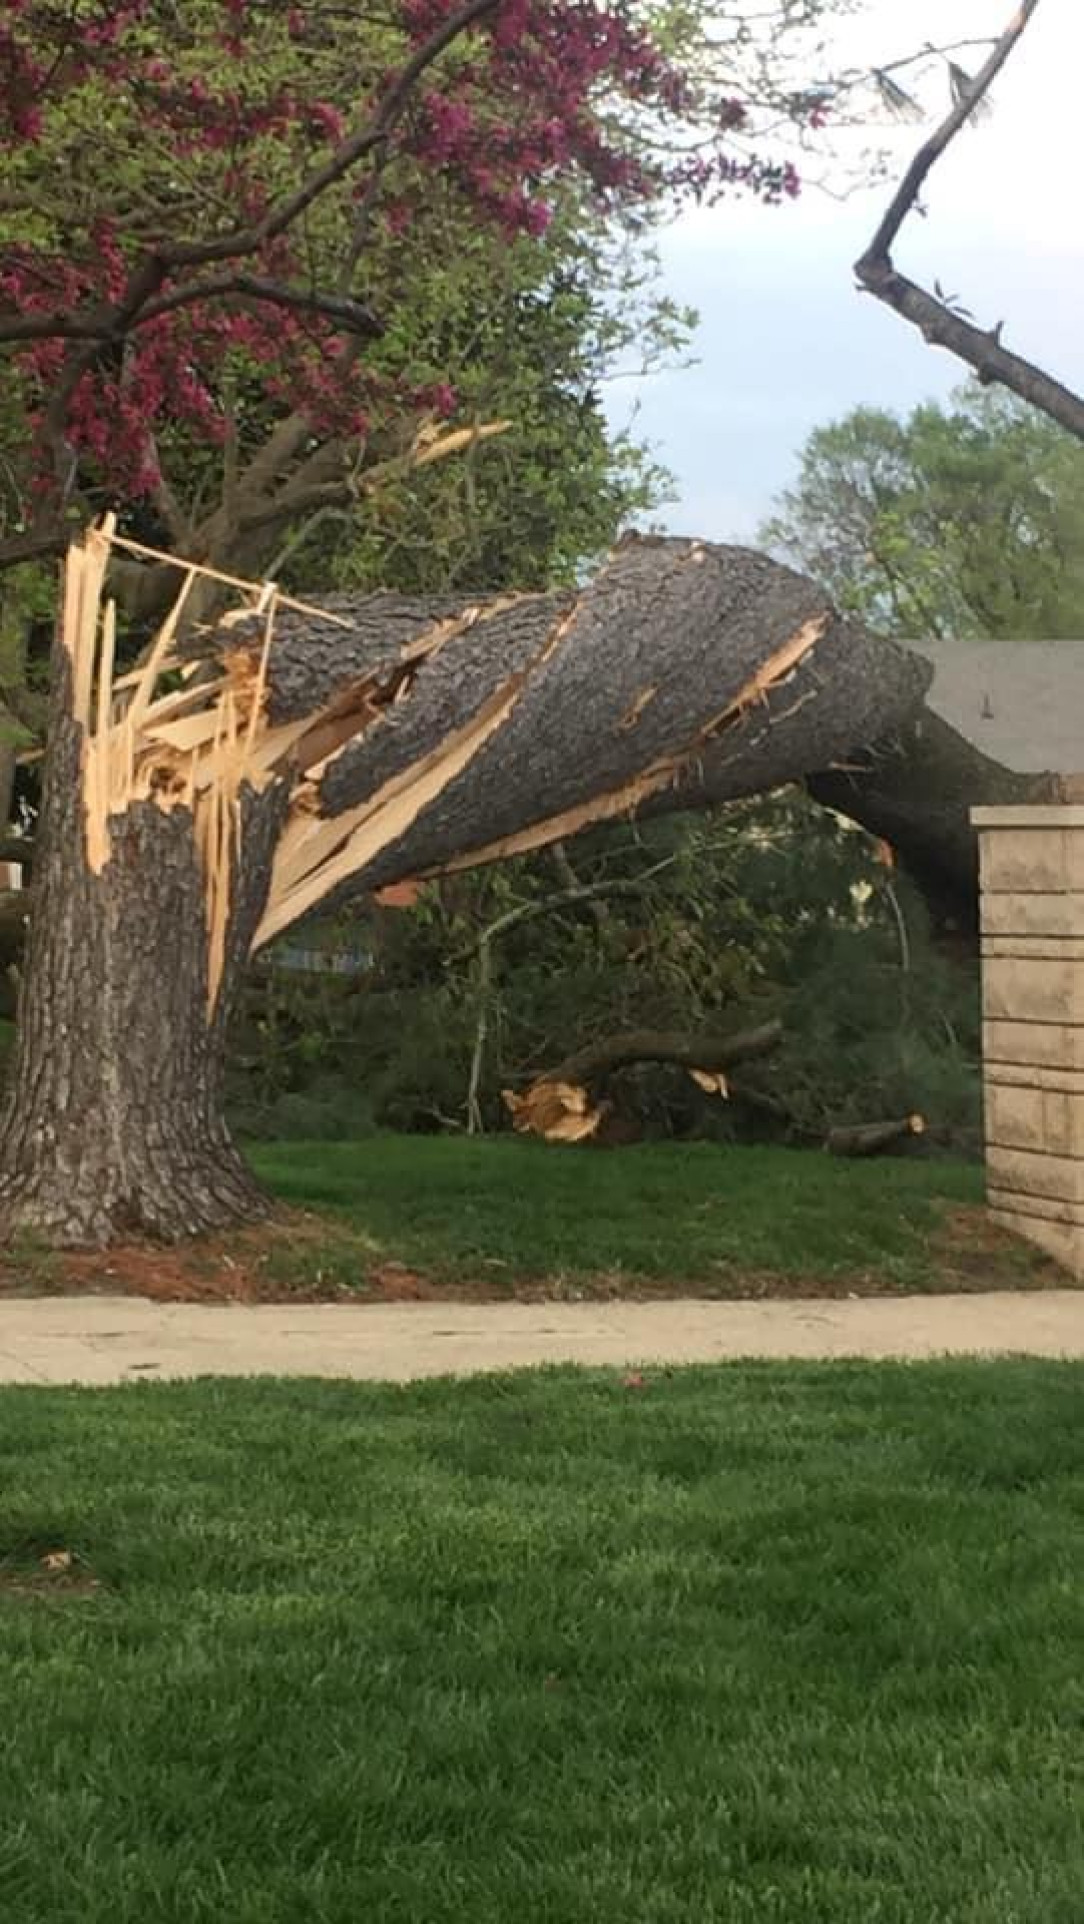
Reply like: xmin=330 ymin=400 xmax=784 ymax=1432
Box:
xmin=972 ymin=805 xmax=1084 ymax=1278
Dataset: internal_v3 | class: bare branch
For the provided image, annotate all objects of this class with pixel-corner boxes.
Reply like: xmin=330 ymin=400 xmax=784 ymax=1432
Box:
xmin=855 ymin=0 xmax=1084 ymax=442
xmin=135 ymin=275 xmax=384 ymax=338
xmin=0 ymin=526 xmax=65 ymax=570
xmin=0 ymin=276 xmax=383 ymax=347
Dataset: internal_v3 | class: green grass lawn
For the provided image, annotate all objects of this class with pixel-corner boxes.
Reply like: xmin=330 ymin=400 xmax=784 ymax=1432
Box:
xmin=249 ymin=1137 xmax=1038 ymax=1294
xmin=1 ymin=1363 xmax=1082 ymax=1921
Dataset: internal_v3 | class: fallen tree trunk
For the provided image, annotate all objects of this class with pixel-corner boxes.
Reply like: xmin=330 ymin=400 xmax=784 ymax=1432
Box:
xmin=223 ymin=532 xmax=928 ymax=923
xmin=0 ymin=523 xmax=1010 ymax=1244
xmin=807 ymin=708 xmax=1063 ymax=934
xmin=825 ymin=1115 xmax=926 ymax=1158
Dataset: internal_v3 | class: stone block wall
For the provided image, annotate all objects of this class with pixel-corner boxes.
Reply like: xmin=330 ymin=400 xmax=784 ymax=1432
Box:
xmin=973 ymin=805 xmax=1084 ymax=1278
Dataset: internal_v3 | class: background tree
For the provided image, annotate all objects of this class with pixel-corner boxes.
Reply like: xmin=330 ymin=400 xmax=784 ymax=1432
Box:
xmin=763 ymin=385 xmax=1084 ymax=640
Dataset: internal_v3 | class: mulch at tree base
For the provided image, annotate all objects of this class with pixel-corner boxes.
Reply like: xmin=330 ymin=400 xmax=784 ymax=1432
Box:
xmin=0 ymin=1204 xmax=1067 ymax=1304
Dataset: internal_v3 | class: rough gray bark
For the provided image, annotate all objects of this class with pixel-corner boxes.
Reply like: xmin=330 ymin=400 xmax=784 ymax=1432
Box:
xmin=229 ymin=535 xmax=929 ymax=911
xmin=807 ymin=707 xmax=1060 ymax=933
xmin=0 ymin=641 xmax=285 ymax=1244
xmin=546 ymin=1022 xmax=783 ymax=1089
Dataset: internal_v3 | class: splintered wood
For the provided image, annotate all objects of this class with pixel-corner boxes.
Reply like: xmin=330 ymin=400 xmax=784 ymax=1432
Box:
xmin=58 ymin=519 xmax=835 ymax=1031
xmin=58 ymin=522 xmax=550 ymax=1012
xmin=253 ymin=592 xmax=573 ymax=948
xmin=503 ymin=1080 xmax=608 ymax=1144
xmin=433 ymin=609 xmax=829 ymax=876
xmin=505 ymin=1064 xmax=729 ymax=1146
xmin=60 ymin=521 xmax=373 ymax=1015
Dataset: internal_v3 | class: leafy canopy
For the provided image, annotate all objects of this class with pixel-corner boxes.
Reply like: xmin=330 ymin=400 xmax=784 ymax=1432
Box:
xmin=0 ymin=0 xmax=801 ymax=532
xmin=764 ymin=384 xmax=1084 ymax=640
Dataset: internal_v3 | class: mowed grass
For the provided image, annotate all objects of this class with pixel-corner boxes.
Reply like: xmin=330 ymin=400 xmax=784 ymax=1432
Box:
xmin=2 ymin=1363 xmax=1082 ymax=1921
xmin=250 ymin=1137 xmax=1029 ymax=1292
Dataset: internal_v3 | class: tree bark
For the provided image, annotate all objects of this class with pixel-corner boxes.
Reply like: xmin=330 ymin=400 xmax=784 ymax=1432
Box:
xmin=545 ymin=1022 xmax=783 ymax=1088
xmin=0 ymin=638 xmax=285 ymax=1244
xmin=0 ymin=523 xmax=1033 ymax=1246
xmin=807 ymin=706 xmax=1061 ymax=934
xmin=0 ymin=889 xmax=27 ymax=973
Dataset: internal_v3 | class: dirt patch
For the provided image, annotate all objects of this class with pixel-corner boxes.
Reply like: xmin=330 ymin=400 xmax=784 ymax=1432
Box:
xmin=0 ymin=1211 xmax=485 ymax=1305
xmin=930 ymin=1204 xmax=1063 ymax=1290
xmin=0 ymin=1199 xmax=1067 ymax=1304
xmin=0 ymin=1544 xmax=103 ymax=1604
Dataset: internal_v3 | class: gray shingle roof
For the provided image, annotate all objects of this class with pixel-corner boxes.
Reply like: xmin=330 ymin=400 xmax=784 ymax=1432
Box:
xmin=910 ymin=640 xmax=1084 ymax=775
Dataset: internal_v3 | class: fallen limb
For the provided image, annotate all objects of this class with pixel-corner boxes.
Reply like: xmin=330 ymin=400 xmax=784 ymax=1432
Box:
xmin=464 ymin=855 xmax=680 ymax=1132
xmin=825 ymin=1115 xmax=926 ymax=1158
xmin=546 ymin=1022 xmax=784 ymax=1088
xmin=503 ymin=1021 xmax=783 ymax=1143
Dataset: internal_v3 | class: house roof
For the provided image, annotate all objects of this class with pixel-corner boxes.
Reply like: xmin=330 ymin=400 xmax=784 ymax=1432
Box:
xmin=911 ymin=639 xmax=1084 ymax=776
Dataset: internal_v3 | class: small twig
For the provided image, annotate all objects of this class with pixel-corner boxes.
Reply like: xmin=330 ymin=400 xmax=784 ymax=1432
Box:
xmin=882 ymin=878 xmax=911 ymax=975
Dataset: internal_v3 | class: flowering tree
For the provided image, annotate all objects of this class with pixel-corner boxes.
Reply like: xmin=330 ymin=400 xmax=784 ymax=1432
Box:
xmin=0 ymin=0 xmax=804 ymax=580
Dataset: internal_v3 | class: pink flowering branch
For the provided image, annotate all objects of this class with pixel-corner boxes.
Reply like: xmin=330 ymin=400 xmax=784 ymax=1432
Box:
xmin=163 ymin=0 xmax=502 ymax=274
xmin=1 ymin=1 xmax=497 ymax=412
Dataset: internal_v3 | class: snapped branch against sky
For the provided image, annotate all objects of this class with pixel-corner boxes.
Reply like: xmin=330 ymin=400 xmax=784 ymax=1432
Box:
xmin=612 ymin=0 xmax=1083 ymax=542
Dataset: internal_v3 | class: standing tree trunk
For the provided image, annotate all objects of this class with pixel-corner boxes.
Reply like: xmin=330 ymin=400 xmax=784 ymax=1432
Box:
xmin=0 ymin=523 xmax=947 ymax=1248
xmin=0 ymin=641 xmax=285 ymax=1243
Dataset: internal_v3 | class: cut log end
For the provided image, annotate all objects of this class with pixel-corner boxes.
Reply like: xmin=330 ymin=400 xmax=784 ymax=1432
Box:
xmin=825 ymin=1115 xmax=926 ymax=1157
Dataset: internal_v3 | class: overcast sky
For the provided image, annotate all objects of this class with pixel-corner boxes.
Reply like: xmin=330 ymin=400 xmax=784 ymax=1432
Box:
xmin=607 ymin=0 xmax=1083 ymax=543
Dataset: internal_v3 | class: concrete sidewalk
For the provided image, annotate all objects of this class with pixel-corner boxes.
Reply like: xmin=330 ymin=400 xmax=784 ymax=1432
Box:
xmin=0 ymin=1291 xmax=1081 ymax=1385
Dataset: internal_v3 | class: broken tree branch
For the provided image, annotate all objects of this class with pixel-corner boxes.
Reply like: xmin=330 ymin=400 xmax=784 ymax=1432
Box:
xmin=855 ymin=0 xmax=1084 ymax=442
xmin=502 ymin=1020 xmax=783 ymax=1143
xmin=825 ymin=1114 xmax=926 ymax=1156
xmin=545 ymin=1022 xmax=784 ymax=1088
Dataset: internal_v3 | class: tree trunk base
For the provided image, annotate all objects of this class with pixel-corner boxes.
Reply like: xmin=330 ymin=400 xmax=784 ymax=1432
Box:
xmin=0 ymin=1118 xmax=271 ymax=1248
